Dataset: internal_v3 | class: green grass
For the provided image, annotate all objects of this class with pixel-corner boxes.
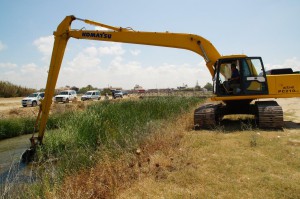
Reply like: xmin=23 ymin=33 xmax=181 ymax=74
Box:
xmin=40 ymin=97 xmax=202 ymax=171
xmin=0 ymin=117 xmax=35 ymax=139
xmin=11 ymin=96 xmax=300 ymax=198
xmin=0 ymin=111 xmax=76 ymax=140
xmin=2 ymin=96 xmax=204 ymax=198
xmin=3 ymin=96 xmax=200 ymax=197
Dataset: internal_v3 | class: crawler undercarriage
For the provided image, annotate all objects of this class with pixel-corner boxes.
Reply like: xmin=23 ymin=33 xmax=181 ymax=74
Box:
xmin=194 ymin=100 xmax=284 ymax=129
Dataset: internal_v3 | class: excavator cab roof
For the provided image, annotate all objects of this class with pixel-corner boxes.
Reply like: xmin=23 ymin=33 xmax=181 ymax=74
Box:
xmin=219 ymin=54 xmax=247 ymax=60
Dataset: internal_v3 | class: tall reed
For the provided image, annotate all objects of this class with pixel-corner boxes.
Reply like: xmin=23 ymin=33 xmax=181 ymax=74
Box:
xmin=5 ymin=97 xmax=204 ymax=198
xmin=0 ymin=111 xmax=76 ymax=140
xmin=40 ymin=97 xmax=202 ymax=175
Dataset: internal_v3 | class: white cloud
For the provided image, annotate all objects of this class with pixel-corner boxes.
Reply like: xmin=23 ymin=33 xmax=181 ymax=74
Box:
xmin=67 ymin=46 xmax=101 ymax=70
xmin=14 ymin=44 xmax=300 ymax=91
xmin=0 ymin=62 xmax=17 ymax=69
xmin=56 ymin=44 xmax=211 ymax=89
xmin=20 ymin=63 xmax=39 ymax=73
xmin=33 ymin=36 xmax=54 ymax=61
xmin=0 ymin=62 xmax=48 ymax=89
xmin=83 ymin=46 xmax=98 ymax=57
xmin=0 ymin=41 xmax=6 ymax=51
xmin=130 ymin=49 xmax=141 ymax=56
xmin=265 ymin=57 xmax=300 ymax=72
xmin=1 ymin=37 xmax=53 ymax=89
xmin=7 ymin=55 xmax=294 ymax=90
xmin=97 ymin=43 xmax=125 ymax=55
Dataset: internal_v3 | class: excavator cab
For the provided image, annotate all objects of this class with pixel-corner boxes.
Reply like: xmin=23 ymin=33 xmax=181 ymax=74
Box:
xmin=214 ymin=56 xmax=268 ymax=96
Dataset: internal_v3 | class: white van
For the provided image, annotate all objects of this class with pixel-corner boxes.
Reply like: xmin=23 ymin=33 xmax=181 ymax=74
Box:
xmin=81 ymin=90 xmax=101 ymax=101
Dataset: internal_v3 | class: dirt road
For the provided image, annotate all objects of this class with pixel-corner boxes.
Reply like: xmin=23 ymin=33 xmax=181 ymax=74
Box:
xmin=276 ymin=97 xmax=300 ymax=123
xmin=0 ymin=97 xmax=23 ymax=111
xmin=1 ymin=96 xmax=299 ymax=122
xmin=0 ymin=95 xmax=135 ymax=119
xmin=0 ymin=97 xmax=40 ymax=119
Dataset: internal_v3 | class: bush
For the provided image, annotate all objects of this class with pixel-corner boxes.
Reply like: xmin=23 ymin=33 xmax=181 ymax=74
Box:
xmin=0 ymin=118 xmax=35 ymax=139
xmin=9 ymin=96 xmax=204 ymax=197
xmin=0 ymin=111 xmax=76 ymax=140
xmin=0 ymin=81 xmax=36 ymax=97
xmin=41 ymin=97 xmax=203 ymax=172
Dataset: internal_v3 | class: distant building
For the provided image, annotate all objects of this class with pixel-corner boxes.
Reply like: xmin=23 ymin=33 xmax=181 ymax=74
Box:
xmin=55 ymin=86 xmax=72 ymax=94
xmin=71 ymin=86 xmax=79 ymax=92
xmin=133 ymin=84 xmax=145 ymax=93
xmin=133 ymin=84 xmax=143 ymax=90
xmin=177 ymin=84 xmax=188 ymax=90
xmin=108 ymin=86 xmax=122 ymax=91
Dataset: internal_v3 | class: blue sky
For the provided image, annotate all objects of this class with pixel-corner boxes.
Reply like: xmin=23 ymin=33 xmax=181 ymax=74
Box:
xmin=0 ymin=0 xmax=299 ymax=89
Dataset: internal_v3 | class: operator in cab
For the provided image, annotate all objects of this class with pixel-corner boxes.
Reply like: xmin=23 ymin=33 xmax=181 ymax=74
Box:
xmin=228 ymin=63 xmax=241 ymax=94
xmin=223 ymin=62 xmax=241 ymax=94
xmin=229 ymin=63 xmax=240 ymax=83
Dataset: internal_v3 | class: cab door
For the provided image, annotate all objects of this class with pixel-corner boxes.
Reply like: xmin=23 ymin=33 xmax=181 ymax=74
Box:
xmin=240 ymin=57 xmax=268 ymax=95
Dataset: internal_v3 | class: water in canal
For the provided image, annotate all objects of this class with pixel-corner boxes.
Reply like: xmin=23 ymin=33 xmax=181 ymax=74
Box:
xmin=0 ymin=134 xmax=37 ymax=196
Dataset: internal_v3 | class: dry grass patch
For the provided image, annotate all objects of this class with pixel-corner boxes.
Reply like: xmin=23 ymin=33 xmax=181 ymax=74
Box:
xmin=8 ymin=108 xmax=20 ymax=116
xmin=52 ymin=112 xmax=193 ymax=199
xmin=118 ymin=127 xmax=300 ymax=198
xmin=18 ymin=98 xmax=300 ymax=198
xmin=41 ymin=111 xmax=300 ymax=198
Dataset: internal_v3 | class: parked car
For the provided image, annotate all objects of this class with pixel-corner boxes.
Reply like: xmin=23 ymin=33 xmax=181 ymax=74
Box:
xmin=112 ymin=90 xmax=123 ymax=99
xmin=122 ymin=91 xmax=129 ymax=96
xmin=54 ymin=90 xmax=77 ymax=103
xmin=81 ymin=90 xmax=101 ymax=101
xmin=21 ymin=92 xmax=44 ymax=107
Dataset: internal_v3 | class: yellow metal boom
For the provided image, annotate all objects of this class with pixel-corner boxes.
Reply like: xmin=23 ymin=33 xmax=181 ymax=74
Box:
xmin=33 ymin=15 xmax=221 ymax=145
xmin=31 ymin=15 xmax=300 ymax=146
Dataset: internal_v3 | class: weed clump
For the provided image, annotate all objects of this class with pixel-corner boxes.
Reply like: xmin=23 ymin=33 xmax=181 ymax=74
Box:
xmin=0 ymin=109 xmax=76 ymax=140
xmin=0 ymin=117 xmax=35 ymax=139
xmin=35 ymin=97 xmax=202 ymax=183
xmin=6 ymin=96 xmax=203 ymax=198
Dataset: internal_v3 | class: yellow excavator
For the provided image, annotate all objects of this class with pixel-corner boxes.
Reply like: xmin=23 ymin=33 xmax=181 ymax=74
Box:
xmin=22 ymin=15 xmax=300 ymax=161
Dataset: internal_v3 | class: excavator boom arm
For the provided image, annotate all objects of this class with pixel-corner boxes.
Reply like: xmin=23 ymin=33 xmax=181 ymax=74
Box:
xmin=69 ymin=30 xmax=220 ymax=75
xmin=35 ymin=15 xmax=221 ymax=144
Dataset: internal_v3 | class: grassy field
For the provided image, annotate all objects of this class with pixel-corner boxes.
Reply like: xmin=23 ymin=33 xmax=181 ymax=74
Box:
xmin=118 ymin=129 xmax=300 ymax=198
xmin=2 ymin=97 xmax=300 ymax=198
xmin=3 ymin=96 xmax=202 ymax=198
xmin=0 ymin=110 xmax=76 ymax=139
xmin=33 ymin=110 xmax=300 ymax=199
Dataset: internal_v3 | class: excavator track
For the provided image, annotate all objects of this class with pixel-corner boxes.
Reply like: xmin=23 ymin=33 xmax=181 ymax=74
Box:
xmin=255 ymin=101 xmax=284 ymax=128
xmin=194 ymin=103 xmax=220 ymax=129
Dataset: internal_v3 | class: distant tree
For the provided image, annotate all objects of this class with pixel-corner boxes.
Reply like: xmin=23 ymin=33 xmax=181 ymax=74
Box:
xmin=0 ymin=81 xmax=36 ymax=97
xmin=203 ymin=82 xmax=213 ymax=91
xmin=71 ymin=86 xmax=79 ymax=92
xmin=78 ymin=85 xmax=98 ymax=94
xmin=87 ymin=85 xmax=93 ymax=90
xmin=101 ymin=88 xmax=112 ymax=95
